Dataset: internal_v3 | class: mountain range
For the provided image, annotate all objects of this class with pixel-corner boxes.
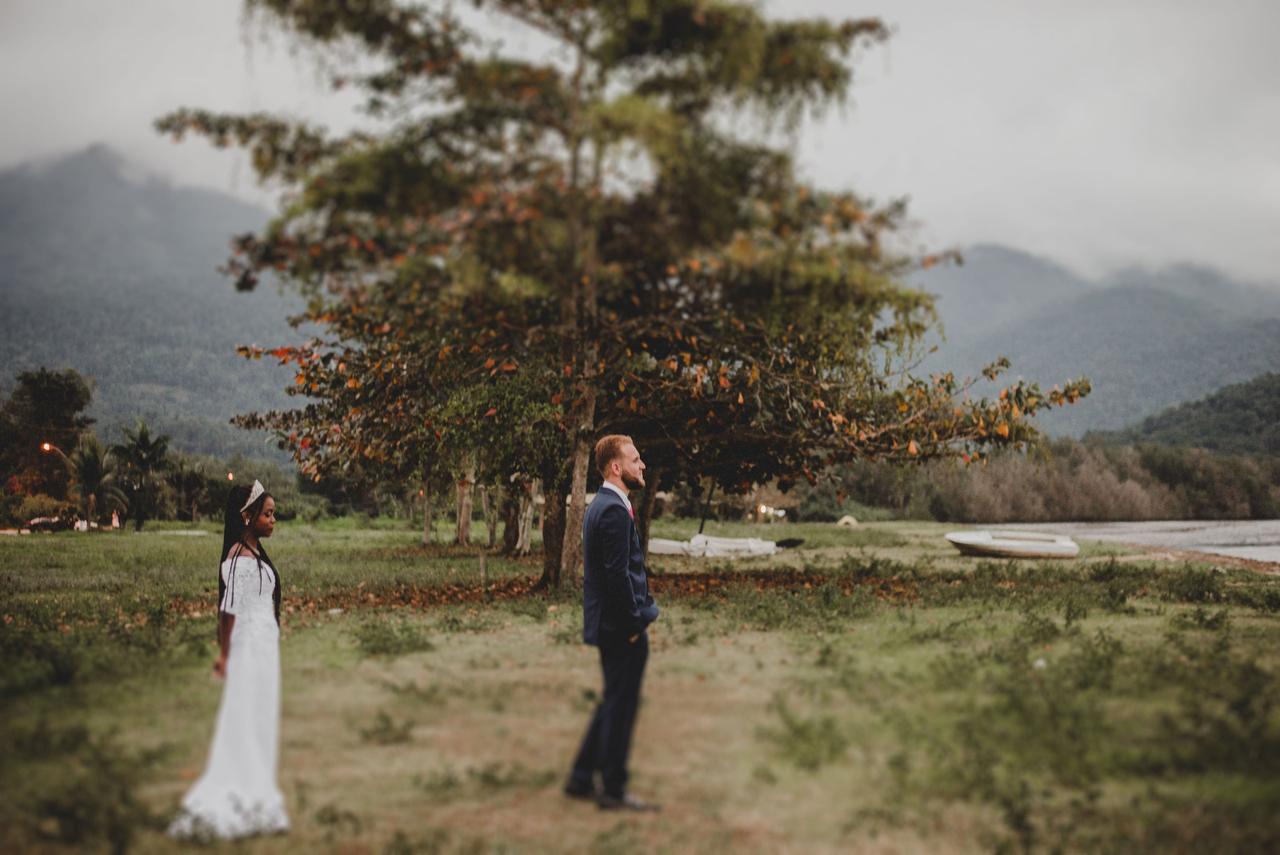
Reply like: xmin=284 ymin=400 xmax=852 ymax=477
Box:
xmin=0 ymin=145 xmax=301 ymax=459
xmin=913 ymin=245 xmax=1280 ymax=436
xmin=2 ymin=145 xmax=1277 ymax=460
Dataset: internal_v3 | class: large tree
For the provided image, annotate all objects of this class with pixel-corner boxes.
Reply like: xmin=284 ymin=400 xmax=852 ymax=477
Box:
xmin=159 ymin=1 xmax=1087 ymax=585
xmin=0 ymin=368 xmax=94 ymax=498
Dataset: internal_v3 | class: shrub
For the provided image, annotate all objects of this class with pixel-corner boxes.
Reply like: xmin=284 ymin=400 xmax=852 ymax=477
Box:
xmin=29 ymin=732 xmax=164 ymax=854
xmin=351 ymin=618 xmax=434 ymax=657
xmin=359 ymin=710 xmax=415 ymax=745
xmin=758 ymin=697 xmax=849 ymax=770
xmin=1162 ymin=566 xmax=1225 ymax=604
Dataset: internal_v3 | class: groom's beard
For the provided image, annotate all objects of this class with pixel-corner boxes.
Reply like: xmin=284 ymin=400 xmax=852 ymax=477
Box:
xmin=622 ymin=473 xmax=645 ymax=490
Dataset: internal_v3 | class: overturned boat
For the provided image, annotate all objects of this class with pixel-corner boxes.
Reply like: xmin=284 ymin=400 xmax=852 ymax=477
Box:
xmin=945 ymin=530 xmax=1079 ymax=559
xmin=648 ymin=533 xmax=779 ymax=558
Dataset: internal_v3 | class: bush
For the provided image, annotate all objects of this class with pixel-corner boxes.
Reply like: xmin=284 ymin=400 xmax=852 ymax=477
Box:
xmin=758 ymin=697 xmax=849 ymax=770
xmin=29 ymin=732 xmax=164 ymax=854
xmin=351 ymin=618 xmax=434 ymax=657
xmin=16 ymin=493 xmax=74 ymax=525
xmin=1162 ymin=566 xmax=1225 ymax=604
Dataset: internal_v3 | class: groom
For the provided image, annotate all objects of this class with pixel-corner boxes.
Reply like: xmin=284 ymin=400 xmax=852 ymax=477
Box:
xmin=565 ymin=434 xmax=661 ymax=811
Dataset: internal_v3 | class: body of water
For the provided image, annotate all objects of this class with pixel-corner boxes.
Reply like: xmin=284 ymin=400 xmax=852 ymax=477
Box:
xmin=1002 ymin=520 xmax=1280 ymax=564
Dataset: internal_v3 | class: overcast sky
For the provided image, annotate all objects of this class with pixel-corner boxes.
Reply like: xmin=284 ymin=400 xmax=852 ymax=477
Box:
xmin=2 ymin=0 xmax=1277 ymax=282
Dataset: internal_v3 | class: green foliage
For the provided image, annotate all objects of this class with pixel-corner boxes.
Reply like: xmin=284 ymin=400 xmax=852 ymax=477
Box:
xmin=67 ymin=434 xmax=127 ymax=523
xmin=411 ymin=763 xmax=556 ymax=800
xmin=359 ymin=710 xmax=415 ymax=745
xmin=13 ymin=493 xmax=74 ymax=525
xmin=807 ymin=437 xmax=1280 ymax=523
xmin=351 ymin=617 xmax=434 ymax=657
xmin=27 ymin=731 xmax=164 ymax=855
xmin=1162 ymin=565 xmax=1226 ymax=604
xmin=0 ymin=367 xmax=94 ymax=501
xmin=1102 ymin=371 xmax=1280 ymax=455
xmin=722 ymin=581 xmax=876 ymax=631
xmin=758 ymin=696 xmax=849 ymax=770
xmin=110 ymin=420 xmax=172 ymax=531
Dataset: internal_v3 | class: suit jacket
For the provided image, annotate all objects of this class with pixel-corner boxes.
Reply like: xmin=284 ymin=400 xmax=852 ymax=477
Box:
xmin=581 ymin=487 xmax=659 ymax=646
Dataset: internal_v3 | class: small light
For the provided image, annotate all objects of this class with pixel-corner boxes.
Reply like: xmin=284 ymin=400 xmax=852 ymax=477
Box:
xmin=41 ymin=442 xmax=53 ymax=452
xmin=227 ymin=472 xmax=235 ymax=481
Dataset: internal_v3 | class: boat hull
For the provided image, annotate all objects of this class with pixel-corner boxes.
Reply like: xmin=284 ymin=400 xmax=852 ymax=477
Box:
xmin=945 ymin=530 xmax=1079 ymax=559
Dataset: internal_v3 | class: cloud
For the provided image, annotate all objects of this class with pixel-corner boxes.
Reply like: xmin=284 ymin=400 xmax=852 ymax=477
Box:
xmin=2 ymin=0 xmax=1276 ymax=281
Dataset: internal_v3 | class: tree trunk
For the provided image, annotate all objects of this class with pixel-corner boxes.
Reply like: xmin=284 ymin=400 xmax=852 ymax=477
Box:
xmin=698 ymin=481 xmax=716 ymax=535
xmin=537 ymin=475 xmax=570 ymax=589
xmin=500 ymin=490 xmax=521 ymax=556
xmin=455 ymin=456 xmax=475 ymax=546
xmin=516 ymin=480 xmax=537 ymax=557
xmin=637 ymin=464 xmax=661 ymax=558
xmin=560 ymin=390 xmax=596 ymax=580
xmin=553 ymin=47 xmax=602 ymax=586
xmin=480 ymin=482 xmax=500 ymax=549
xmin=421 ymin=471 xmax=434 ymax=546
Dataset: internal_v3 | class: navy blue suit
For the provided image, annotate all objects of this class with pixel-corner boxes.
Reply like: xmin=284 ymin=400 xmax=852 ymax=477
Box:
xmin=569 ymin=486 xmax=659 ymax=798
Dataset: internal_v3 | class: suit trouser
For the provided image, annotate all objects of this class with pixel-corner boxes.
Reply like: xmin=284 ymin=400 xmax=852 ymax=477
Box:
xmin=569 ymin=631 xmax=649 ymax=797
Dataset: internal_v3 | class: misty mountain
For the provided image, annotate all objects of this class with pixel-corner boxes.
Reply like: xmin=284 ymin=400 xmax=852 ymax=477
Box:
xmin=913 ymin=246 xmax=1280 ymax=436
xmin=915 ymin=243 xmax=1096 ymax=339
xmin=0 ymin=145 xmax=302 ymax=459
xmin=4 ymin=146 xmax=1277 ymax=456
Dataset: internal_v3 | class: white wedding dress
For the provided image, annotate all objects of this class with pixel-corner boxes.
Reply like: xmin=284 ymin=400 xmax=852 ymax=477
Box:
xmin=169 ymin=552 xmax=289 ymax=839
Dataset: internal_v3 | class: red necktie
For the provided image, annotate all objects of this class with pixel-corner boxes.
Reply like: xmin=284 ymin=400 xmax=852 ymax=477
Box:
xmin=628 ymin=504 xmax=635 ymax=520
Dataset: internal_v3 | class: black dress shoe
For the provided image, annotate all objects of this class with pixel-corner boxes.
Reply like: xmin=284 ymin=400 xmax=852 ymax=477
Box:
xmin=597 ymin=793 xmax=661 ymax=812
xmin=563 ymin=781 xmax=597 ymax=801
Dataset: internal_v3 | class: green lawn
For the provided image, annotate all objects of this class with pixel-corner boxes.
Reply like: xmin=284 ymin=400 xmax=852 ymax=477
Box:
xmin=3 ymin=519 xmax=1279 ymax=853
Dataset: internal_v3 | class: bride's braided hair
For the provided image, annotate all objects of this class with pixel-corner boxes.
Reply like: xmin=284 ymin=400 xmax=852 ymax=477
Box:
xmin=219 ymin=485 xmax=282 ymax=626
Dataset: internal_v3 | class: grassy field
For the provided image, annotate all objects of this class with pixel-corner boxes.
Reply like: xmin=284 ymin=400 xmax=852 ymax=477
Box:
xmin=3 ymin=517 xmax=1280 ymax=853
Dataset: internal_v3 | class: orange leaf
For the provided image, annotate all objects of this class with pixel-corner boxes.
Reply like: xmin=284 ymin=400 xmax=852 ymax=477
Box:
xmin=484 ymin=407 xmax=498 ymax=417
xmin=995 ymin=423 xmax=1010 ymax=438
xmin=907 ymin=440 xmax=920 ymax=456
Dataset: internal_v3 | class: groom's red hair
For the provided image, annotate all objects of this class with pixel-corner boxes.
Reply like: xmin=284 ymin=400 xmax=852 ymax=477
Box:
xmin=594 ymin=434 xmax=634 ymax=478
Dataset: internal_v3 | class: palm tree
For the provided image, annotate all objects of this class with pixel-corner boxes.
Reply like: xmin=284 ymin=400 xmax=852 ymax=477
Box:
xmin=111 ymin=421 xmax=171 ymax=531
xmin=168 ymin=458 xmax=209 ymax=523
xmin=68 ymin=435 xmax=126 ymax=524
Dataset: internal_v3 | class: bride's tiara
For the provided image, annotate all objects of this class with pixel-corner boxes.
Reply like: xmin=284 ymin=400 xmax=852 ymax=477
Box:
xmin=240 ymin=480 xmax=266 ymax=514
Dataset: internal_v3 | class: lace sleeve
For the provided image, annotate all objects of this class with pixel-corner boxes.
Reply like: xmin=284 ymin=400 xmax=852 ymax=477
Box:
xmin=219 ymin=558 xmax=240 ymax=616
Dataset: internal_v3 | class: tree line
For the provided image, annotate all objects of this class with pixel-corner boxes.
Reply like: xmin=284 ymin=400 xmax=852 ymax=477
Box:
xmin=793 ymin=438 xmax=1280 ymax=524
xmin=0 ymin=368 xmax=318 ymax=530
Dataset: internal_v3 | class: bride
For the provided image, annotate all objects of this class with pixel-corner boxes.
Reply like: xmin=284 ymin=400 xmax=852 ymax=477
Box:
xmin=169 ymin=480 xmax=289 ymax=839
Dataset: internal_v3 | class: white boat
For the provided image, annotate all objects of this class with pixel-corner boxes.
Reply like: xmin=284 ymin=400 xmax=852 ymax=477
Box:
xmin=648 ymin=533 xmax=778 ymax=558
xmin=945 ymin=530 xmax=1079 ymax=559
